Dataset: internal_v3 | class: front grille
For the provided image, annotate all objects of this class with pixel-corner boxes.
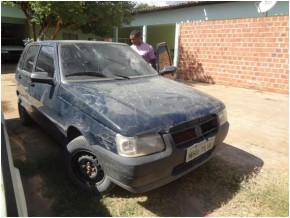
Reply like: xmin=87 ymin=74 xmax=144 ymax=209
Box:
xmin=170 ymin=114 xmax=218 ymax=149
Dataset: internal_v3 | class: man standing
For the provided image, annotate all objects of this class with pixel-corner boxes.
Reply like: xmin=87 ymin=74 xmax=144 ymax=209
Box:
xmin=130 ymin=30 xmax=156 ymax=69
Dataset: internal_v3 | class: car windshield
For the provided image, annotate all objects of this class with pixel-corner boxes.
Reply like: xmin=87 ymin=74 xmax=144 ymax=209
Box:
xmin=60 ymin=43 xmax=158 ymax=80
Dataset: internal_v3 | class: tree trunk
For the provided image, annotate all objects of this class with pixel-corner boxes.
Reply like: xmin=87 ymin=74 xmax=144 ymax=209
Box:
xmin=38 ymin=24 xmax=50 ymax=41
xmin=50 ymin=18 xmax=62 ymax=40
xmin=19 ymin=2 xmax=37 ymax=41
xmin=32 ymin=22 xmax=37 ymax=41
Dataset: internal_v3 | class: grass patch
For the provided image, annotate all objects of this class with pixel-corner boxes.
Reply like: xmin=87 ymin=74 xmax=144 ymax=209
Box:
xmin=215 ymin=170 xmax=289 ymax=217
xmin=15 ymin=155 xmax=288 ymax=217
xmin=252 ymin=172 xmax=288 ymax=216
xmin=101 ymin=157 xmax=262 ymax=217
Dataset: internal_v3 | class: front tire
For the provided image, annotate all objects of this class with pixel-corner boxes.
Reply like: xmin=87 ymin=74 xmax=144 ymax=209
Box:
xmin=65 ymin=136 xmax=115 ymax=193
xmin=18 ymin=102 xmax=32 ymax=126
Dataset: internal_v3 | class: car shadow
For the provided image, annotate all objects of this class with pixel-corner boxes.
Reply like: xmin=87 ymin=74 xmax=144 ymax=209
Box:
xmin=107 ymin=143 xmax=264 ymax=216
xmin=5 ymin=117 xmax=112 ymax=217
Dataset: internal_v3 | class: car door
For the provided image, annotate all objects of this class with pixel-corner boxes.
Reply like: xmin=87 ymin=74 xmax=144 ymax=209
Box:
xmin=16 ymin=45 xmax=40 ymax=113
xmin=29 ymin=44 xmax=62 ymax=137
xmin=156 ymin=42 xmax=173 ymax=72
xmin=155 ymin=42 xmax=176 ymax=79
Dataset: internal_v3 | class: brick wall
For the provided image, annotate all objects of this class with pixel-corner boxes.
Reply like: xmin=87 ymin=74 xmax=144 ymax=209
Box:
xmin=178 ymin=16 xmax=289 ymax=94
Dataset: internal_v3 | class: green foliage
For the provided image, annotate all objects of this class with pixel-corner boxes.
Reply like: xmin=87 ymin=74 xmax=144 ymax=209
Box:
xmin=80 ymin=2 xmax=135 ymax=36
xmin=23 ymin=38 xmax=33 ymax=45
xmin=4 ymin=1 xmax=136 ymax=39
xmin=134 ymin=3 xmax=158 ymax=11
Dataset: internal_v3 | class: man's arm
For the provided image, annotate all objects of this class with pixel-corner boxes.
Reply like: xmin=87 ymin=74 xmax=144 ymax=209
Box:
xmin=148 ymin=44 xmax=156 ymax=70
xmin=150 ymin=58 xmax=156 ymax=70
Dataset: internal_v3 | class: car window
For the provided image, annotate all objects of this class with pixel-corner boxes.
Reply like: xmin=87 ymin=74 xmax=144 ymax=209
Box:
xmin=35 ymin=46 xmax=55 ymax=78
xmin=60 ymin=43 xmax=158 ymax=81
xmin=22 ymin=45 xmax=39 ymax=73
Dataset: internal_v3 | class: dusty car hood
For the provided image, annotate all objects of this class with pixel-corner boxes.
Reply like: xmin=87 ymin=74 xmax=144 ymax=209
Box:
xmin=61 ymin=76 xmax=224 ymax=136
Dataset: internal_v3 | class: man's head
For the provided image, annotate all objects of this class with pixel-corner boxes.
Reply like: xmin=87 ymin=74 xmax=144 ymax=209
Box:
xmin=130 ymin=30 xmax=143 ymax=46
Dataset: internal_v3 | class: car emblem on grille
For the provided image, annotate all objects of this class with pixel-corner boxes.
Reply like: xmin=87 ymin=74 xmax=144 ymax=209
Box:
xmin=195 ymin=126 xmax=202 ymax=137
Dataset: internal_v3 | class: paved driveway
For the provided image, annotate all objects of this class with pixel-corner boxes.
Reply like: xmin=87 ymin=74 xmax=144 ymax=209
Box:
xmin=188 ymin=81 xmax=288 ymax=171
xmin=1 ymin=64 xmax=288 ymax=216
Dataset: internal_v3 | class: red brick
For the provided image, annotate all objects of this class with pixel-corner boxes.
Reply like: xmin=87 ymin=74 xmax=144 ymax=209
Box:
xmin=178 ymin=16 xmax=289 ymax=94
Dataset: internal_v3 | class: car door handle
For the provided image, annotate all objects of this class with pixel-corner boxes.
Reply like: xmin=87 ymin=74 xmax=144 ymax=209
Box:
xmin=29 ymin=81 xmax=35 ymax=87
xmin=17 ymin=74 xmax=22 ymax=79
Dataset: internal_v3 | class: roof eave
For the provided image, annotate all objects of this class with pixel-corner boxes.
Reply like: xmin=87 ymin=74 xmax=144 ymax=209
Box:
xmin=133 ymin=1 xmax=232 ymax=14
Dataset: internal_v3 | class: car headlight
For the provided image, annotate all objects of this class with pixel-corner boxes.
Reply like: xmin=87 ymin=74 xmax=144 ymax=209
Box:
xmin=116 ymin=133 xmax=165 ymax=157
xmin=218 ymin=108 xmax=227 ymax=126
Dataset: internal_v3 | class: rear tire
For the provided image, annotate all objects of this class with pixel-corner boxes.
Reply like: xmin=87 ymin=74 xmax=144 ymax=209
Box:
xmin=18 ymin=102 xmax=32 ymax=126
xmin=65 ymin=136 xmax=115 ymax=193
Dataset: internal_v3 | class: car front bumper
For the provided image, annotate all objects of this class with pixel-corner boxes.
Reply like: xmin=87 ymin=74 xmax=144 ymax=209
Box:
xmin=91 ymin=122 xmax=229 ymax=193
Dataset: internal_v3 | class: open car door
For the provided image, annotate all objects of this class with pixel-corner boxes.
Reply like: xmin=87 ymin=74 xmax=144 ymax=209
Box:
xmin=156 ymin=42 xmax=177 ymax=77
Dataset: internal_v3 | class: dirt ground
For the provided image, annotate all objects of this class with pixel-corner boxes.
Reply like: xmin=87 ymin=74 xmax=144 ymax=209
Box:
xmin=1 ymin=63 xmax=289 ymax=216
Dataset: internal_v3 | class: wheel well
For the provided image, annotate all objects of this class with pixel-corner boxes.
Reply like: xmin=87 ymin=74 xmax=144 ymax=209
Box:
xmin=67 ymin=126 xmax=82 ymax=142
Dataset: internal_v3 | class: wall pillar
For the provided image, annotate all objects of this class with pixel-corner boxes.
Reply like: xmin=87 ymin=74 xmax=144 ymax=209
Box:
xmin=173 ymin=23 xmax=180 ymax=67
xmin=142 ymin=25 xmax=147 ymax=43
xmin=114 ymin=27 xmax=119 ymax=42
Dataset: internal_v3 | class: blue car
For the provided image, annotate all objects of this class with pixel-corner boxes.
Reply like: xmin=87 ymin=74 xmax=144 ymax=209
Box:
xmin=15 ymin=40 xmax=229 ymax=193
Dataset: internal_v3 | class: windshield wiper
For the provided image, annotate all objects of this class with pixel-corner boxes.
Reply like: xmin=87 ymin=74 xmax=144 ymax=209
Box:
xmin=66 ymin=71 xmax=131 ymax=80
xmin=111 ymin=73 xmax=130 ymax=79
xmin=66 ymin=71 xmax=107 ymax=78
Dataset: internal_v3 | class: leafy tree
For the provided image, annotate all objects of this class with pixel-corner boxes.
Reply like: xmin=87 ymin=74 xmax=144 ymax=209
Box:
xmin=3 ymin=1 xmax=136 ymax=40
xmin=80 ymin=2 xmax=135 ymax=36
xmin=134 ymin=3 xmax=157 ymax=11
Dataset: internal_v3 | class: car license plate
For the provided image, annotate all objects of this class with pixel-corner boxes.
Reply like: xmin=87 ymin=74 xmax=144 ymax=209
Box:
xmin=186 ymin=137 xmax=215 ymax=162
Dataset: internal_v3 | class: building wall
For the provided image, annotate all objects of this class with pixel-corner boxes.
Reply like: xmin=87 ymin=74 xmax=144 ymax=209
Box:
xmin=129 ymin=1 xmax=289 ymax=26
xmin=116 ymin=25 xmax=175 ymax=58
xmin=117 ymin=26 xmax=142 ymax=44
xmin=1 ymin=4 xmax=26 ymax=19
xmin=147 ymin=24 xmax=175 ymax=51
xmin=178 ymin=15 xmax=289 ymax=94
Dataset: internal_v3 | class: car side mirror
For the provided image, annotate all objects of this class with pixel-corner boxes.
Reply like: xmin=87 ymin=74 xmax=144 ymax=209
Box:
xmin=31 ymin=72 xmax=55 ymax=85
xmin=160 ymin=66 xmax=177 ymax=76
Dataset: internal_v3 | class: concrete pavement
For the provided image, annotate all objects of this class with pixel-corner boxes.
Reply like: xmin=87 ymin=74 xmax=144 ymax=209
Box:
xmin=185 ymin=81 xmax=289 ymax=171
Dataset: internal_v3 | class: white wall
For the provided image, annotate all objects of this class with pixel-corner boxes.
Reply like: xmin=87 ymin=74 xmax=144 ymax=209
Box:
xmin=127 ymin=1 xmax=289 ymax=27
xmin=1 ymin=4 xmax=26 ymax=19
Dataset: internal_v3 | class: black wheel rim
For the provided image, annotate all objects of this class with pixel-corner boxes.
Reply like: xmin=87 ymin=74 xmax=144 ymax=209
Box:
xmin=71 ymin=150 xmax=105 ymax=188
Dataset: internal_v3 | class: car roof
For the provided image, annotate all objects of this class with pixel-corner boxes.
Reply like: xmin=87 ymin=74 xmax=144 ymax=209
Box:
xmin=28 ymin=40 xmax=127 ymax=47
